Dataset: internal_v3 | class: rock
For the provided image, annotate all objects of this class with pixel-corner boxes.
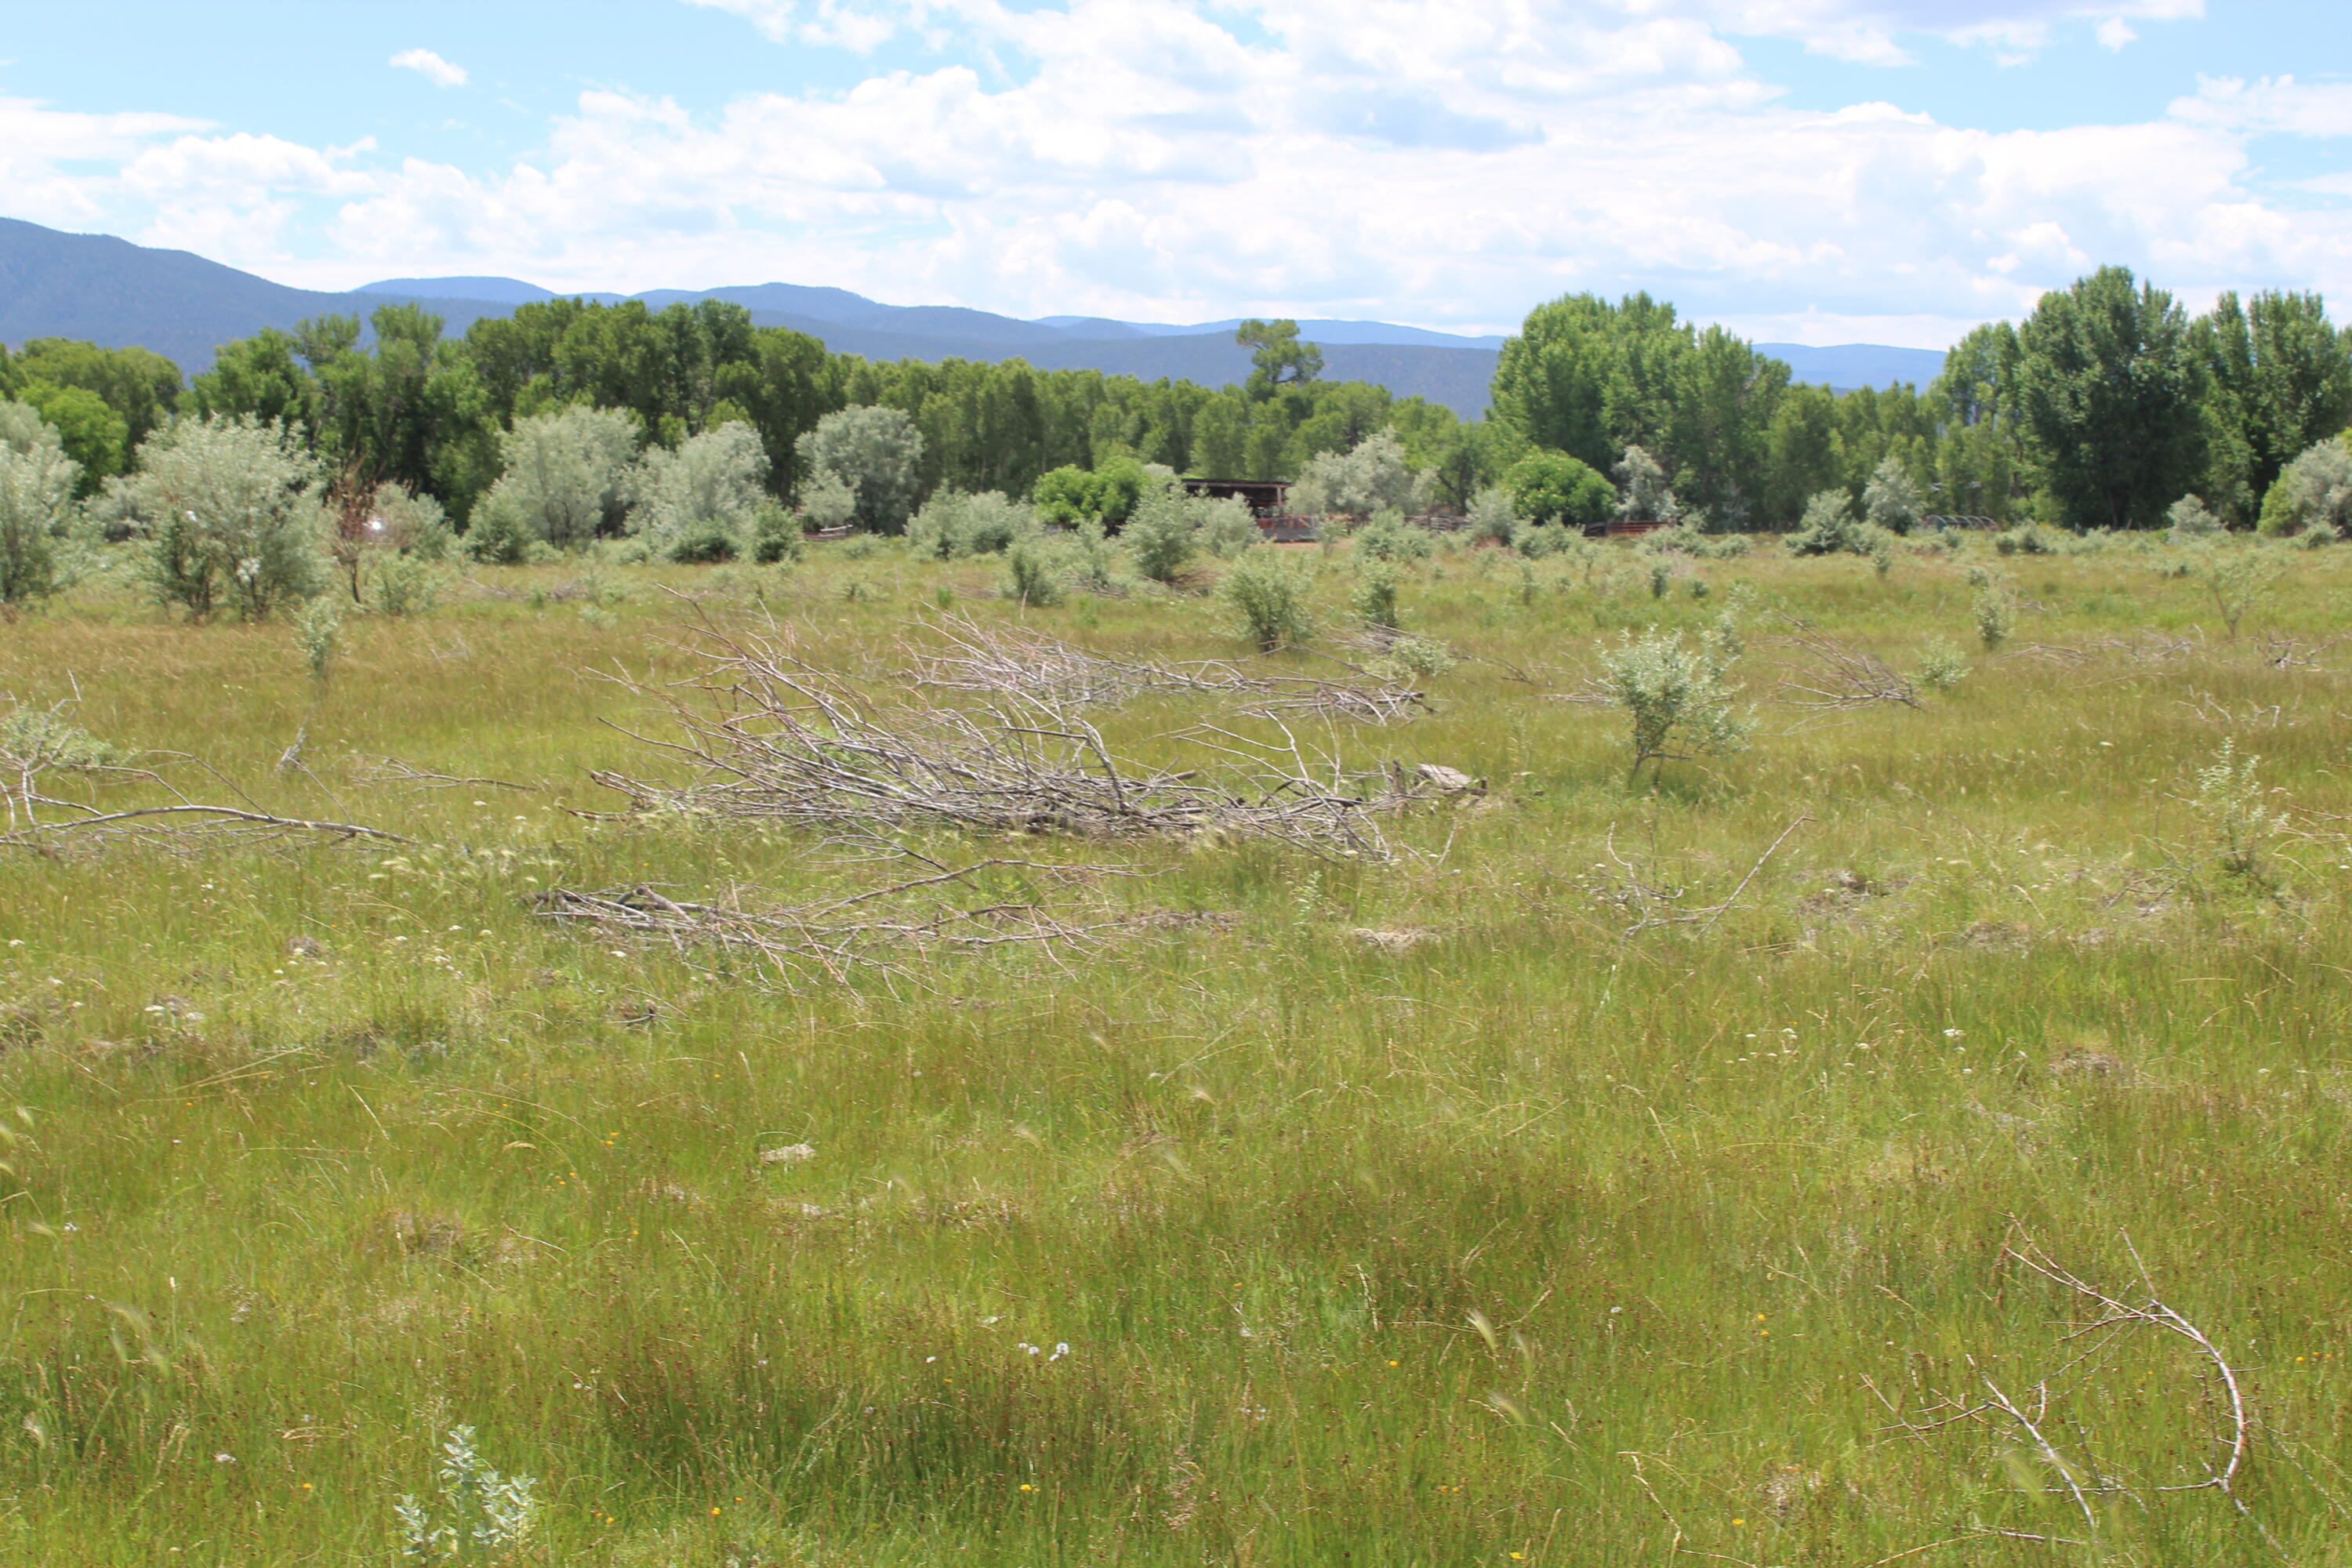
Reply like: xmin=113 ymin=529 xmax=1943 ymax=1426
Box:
xmin=1415 ymin=764 xmax=1483 ymax=794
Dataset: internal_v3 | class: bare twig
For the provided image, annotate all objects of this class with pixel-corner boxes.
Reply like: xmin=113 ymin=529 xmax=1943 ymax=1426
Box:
xmin=908 ymin=612 xmax=1428 ymax=724
xmin=528 ymin=856 xmax=1147 ymax=992
xmin=1767 ymin=613 xmax=1918 ymax=713
xmin=352 ymin=754 xmax=541 ymax=793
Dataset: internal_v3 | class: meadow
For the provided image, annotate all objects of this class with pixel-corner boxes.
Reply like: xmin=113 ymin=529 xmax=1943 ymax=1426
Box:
xmin=2 ymin=529 xmax=2349 ymax=1566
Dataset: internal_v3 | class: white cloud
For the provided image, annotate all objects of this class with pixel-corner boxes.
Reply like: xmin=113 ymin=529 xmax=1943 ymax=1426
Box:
xmin=2096 ymin=17 xmax=2136 ymax=49
xmin=390 ymin=48 xmax=468 ymax=89
xmin=2172 ymin=75 xmax=2352 ymax=138
xmin=3 ymin=0 xmax=2341 ymax=348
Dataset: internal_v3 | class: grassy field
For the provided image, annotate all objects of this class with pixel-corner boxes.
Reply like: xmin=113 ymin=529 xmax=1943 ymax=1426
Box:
xmin=2 ymin=531 xmax=2350 ymax=1566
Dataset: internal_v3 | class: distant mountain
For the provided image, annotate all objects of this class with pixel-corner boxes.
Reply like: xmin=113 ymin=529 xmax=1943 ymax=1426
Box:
xmin=1 ymin=217 xmax=1944 ymax=417
xmin=1761 ymin=343 xmax=1946 ymax=391
xmin=0 ymin=217 xmax=507 ymax=370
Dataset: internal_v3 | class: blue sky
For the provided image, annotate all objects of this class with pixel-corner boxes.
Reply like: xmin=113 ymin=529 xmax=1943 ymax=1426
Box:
xmin=0 ymin=0 xmax=2346 ymax=345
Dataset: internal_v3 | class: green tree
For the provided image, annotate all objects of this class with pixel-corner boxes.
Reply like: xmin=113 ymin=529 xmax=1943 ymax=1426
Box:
xmin=1762 ymin=383 xmax=1842 ymax=526
xmin=2013 ymin=266 xmax=2207 ymax=530
xmin=1927 ymin=321 xmax=2027 ymax=523
xmin=12 ymin=339 xmax=181 ymax=452
xmin=1665 ymin=325 xmax=1786 ymax=526
xmin=191 ymin=327 xmax=320 ymax=430
xmin=1237 ymin=320 xmax=1323 ymax=401
xmin=1490 ymin=292 xmax=1688 ymax=474
xmin=15 ymin=383 xmax=127 ymax=494
xmin=1505 ymin=450 xmax=1615 ymax=528
xmin=1387 ymin=397 xmax=1511 ymax=511
xmin=2194 ymin=290 xmax=2352 ymax=521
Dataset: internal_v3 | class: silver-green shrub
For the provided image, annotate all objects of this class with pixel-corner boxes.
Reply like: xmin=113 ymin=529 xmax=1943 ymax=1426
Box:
xmin=629 ymin=421 xmax=770 ymax=563
xmin=140 ymin=416 xmax=328 ymax=620
xmin=795 ymin=405 xmax=923 ymax=534
xmin=471 ymin=405 xmax=638 ymax=556
xmin=0 ymin=401 xmax=83 ymax=608
xmin=1221 ymin=546 xmax=1316 ymax=650
xmin=1595 ymin=625 xmax=1751 ymax=778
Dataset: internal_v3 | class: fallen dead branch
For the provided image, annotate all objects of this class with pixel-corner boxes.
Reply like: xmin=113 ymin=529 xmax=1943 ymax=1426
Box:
xmin=2 ymin=697 xmax=407 ymax=852
xmin=1766 ymin=614 xmax=1917 ymax=713
xmin=352 ymin=753 xmax=541 ymax=793
xmin=1876 ymin=1221 xmax=2279 ymax=1556
xmin=591 ymin=619 xmax=1432 ymax=858
xmin=528 ymin=856 xmax=1145 ymax=991
xmin=908 ymin=612 xmax=1427 ymax=724
xmin=1584 ymin=816 xmax=1809 ymax=937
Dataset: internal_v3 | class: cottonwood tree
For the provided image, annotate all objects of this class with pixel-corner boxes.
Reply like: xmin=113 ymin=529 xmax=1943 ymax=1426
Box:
xmin=2013 ymin=266 xmax=2207 ymax=531
xmin=1237 ymin=320 xmax=1323 ymax=401
xmin=2194 ymin=289 xmax=2352 ymax=520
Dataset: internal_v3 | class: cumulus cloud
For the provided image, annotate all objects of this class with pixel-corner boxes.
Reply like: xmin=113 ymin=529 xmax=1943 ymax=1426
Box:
xmin=390 ymin=48 xmax=468 ymax=88
xmin=2 ymin=0 xmax=2340 ymax=347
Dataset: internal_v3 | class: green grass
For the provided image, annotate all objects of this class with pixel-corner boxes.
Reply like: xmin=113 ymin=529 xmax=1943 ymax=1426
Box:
xmin=3 ymin=534 xmax=2350 ymax=1566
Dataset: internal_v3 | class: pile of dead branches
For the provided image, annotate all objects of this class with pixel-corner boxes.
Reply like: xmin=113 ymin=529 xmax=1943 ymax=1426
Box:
xmin=592 ymin=622 xmax=1418 ymax=858
xmin=906 ymin=613 xmax=1427 ymax=724
xmin=2 ymin=697 xmax=405 ymax=854
xmin=529 ymin=855 xmax=1138 ymax=991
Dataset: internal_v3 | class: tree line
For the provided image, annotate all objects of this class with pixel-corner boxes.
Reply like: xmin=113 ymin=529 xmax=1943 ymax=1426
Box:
xmin=2 ymin=262 xmax=2347 ymax=553
xmin=1490 ymin=267 xmax=2352 ymax=532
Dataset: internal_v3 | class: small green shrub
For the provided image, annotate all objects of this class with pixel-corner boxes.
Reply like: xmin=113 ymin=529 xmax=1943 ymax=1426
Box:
xmin=750 ymin=505 xmax=804 ymax=565
xmin=1004 ymin=535 xmax=1065 ymax=607
xmin=1595 ymin=626 xmax=1752 ymax=779
xmin=292 ymin=596 xmax=342 ymax=682
xmin=2192 ymin=739 xmax=2288 ymax=878
xmin=2203 ymin=546 xmax=2283 ymax=636
xmin=1915 ymin=637 xmax=1969 ymax=693
xmin=1124 ymin=486 xmax=1200 ymax=584
xmin=1973 ymin=587 xmax=2015 ymax=651
xmin=1367 ymin=634 xmax=1454 ymax=684
xmin=1352 ymin=560 xmax=1400 ymax=629
xmin=1788 ymin=491 xmax=1870 ymax=556
xmin=367 ymin=551 xmax=445 ymax=618
xmin=1354 ymin=508 xmax=1432 ymax=563
xmin=1221 ymin=546 xmax=1316 ymax=650
xmin=395 ymin=1425 xmax=540 ymax=1561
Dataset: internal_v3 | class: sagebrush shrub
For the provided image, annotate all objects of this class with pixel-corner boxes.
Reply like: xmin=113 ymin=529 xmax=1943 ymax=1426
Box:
xmin=1595 ymin=626 xmax=1752 ymax=779
xmin=1221 ymin=547 xmax=1316 ymax=650
xmin=1004 ymin=535 xmax=1065 ymax=607
xmin=2192 ymin=739 xmax=2288 ymax=878
xmin=1915 ymin=637 xmax=1969 ymax=693
xmin=0 ymin=403 xmax=82 ymax=608
xmin=1352 ymin=560 xmax=1401 ymax=629
xmin=139 ymin=416 xmax=329 ymax=620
